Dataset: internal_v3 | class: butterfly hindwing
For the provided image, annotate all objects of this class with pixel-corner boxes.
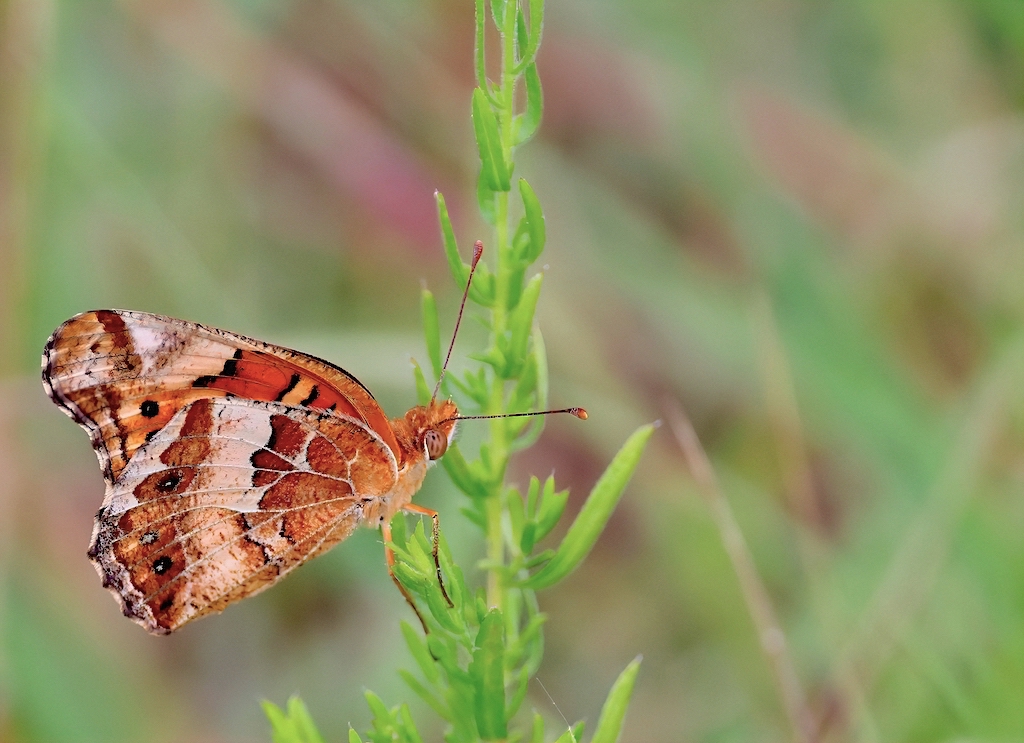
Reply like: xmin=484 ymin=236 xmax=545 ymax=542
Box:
xmin=42 ymin=310 xmax=402 ymax=483
xmin=89 ymin=396 xmax=399 ymax=634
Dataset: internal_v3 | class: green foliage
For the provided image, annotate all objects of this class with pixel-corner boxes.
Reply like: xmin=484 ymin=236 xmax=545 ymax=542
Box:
xmin=263 ymin=697 xmax=326 ymax=743
xmin=590 ymin=658 xmax=642 ymax=743
xmin=264 ymin=2 xmax=648 ymax=741
xmin=522 ymin=425 xmax=656 ymax=591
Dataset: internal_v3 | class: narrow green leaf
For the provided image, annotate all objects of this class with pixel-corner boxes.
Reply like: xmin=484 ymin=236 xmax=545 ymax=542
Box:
xmin=474 ymin=0 xmax=488 ymax=91
xmin=515 ymin=62 xmax=543 ymax=144
xmin=505 ymin=273 xmax=543 ymax=371
xmin=460 ymin=504 xmax=487 ymax=529
xmin=442 ymin=443 xmax=490 ymax=500
xmin=470 ymin=258 xmax=498 ymax=306
xmin=526 ymin=0 xmax=544 ymax=64
xmin=506 ymin=487 xmax=526 ymax=544
xmin=477 ymin=170 xmax=499 ymax=226
xmin=405 ymin=522 xmax=434 ymax=573
xmin=505 ymin=612 xmax=546 ymax=669
xmin=475 ymin=589 xmax=489 ymax=625
xmin=525 ymin=476 xmax=541 ymax=517
xmin=509 ymin=347 xmax=539 ymax=414
xmin=531 ymin=712 xmax=545 ymax=743
xmin=470 ymin=609 xmax=508 ymax=740
xmin=411 ymin=359 xmax=431 ymax=407
xmin=424 ymin=566 xmax=464 ymax=634
xmin=436 ymin=197 xmax=494 ymax=304
xmin=436 ymin=191 xmax=467 ymax=287
xmin=520 ymin=521 xmax=537 ymax=554
xmin=591 ymin=657 xmax=642 ymax=743
xmin=421 ymin=289 xmax=442 ymax=380
xmin=478 ymin=442 xmax=505 ymax=487
xmin=397 ymin=704 xmax=425 ymax=743
xmin=554 ymin=727 xmax=578 ymax=743
xmin=262 ymin=697 xmax=326 ymax=743
xmin=536 ymin=476 xmax=561 ymax=536
xmin=516 ymin=6 xmax=529 ymax=64
xmin=524 ymin=548 xmax=555 ymax=569
xmin=426 ymin=634 xmax=454 ymax=667
xmin=364 ymin=691 xmax=393 ymax=726
xmin=506 ymin=665 xmax=531 ymax=719
xmin=447 ymin=372 xmax=475 ymax=405
xmin=262 ymin=701 xmax=291 ymax=743
xmin=536 ymin=491 xmax=569 ymax=544
xmin=461 ymin=366 xmax=491 ymax=406
xmin=392 ymin=563 xmax=429 ymax=596
xmin=518 ymin=179 xmax=546 ymax=263
xmin=472 ymin=88 xmax=510 ymax=191
xmin=491 ymin=0 xmax=508 ymax=32
xmin=447 ymin=670 xmax=481 ymax=743
xmin=505 ymin=263 xmax=526 ymax=310
xmin=469 ymin=345 xmax=508 ymax=374
xmin=512 ymin=215 xmax=531 ymax=258
xmin=390 ymin=512 xmax=408 ymax=549
xmin=522 ymin=424 xmax=656 ymax=589
xmin=289 ymin=697 xmax=324 ymax=743
xmin=398 ymin=670 xmax=448 ymax=720
xmin=436 ymin=537 xmax=468 ymax=612
xmin=502 ymin=588 xmax=523 ymax=648
xmin=348 ymin=728 xmax=363 ymax=743
xmin=401 ymin=621 xmax=440 ymax=684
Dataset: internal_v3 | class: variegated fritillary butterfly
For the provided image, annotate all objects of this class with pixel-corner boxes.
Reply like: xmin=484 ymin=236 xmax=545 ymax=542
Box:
xmin=42 ymin=308 xmax=461 ymax=634
xmin=42 ymin=246 xmax=585 ymax=635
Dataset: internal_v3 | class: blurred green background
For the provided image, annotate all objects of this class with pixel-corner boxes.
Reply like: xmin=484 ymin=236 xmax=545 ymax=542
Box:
xmin=3 ymin=0 xmax=1024 ymax=741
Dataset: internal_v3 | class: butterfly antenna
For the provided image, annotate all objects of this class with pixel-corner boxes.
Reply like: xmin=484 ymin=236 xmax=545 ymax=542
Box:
xmin=432 ymin=240 xmax=484 ymax=403
xmin=444 ymin=407 xmax=589 ymax=423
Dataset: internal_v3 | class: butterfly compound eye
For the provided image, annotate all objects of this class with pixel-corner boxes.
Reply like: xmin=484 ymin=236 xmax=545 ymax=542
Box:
xmin=423 ymin=429 xmax=447 ymax=460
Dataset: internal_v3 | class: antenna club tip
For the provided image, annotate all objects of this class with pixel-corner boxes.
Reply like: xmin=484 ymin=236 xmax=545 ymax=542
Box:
xmin=472 ymin=240 xmax=484 ymax=265
xmin=571 ymin=407 xmax=588 ymax=420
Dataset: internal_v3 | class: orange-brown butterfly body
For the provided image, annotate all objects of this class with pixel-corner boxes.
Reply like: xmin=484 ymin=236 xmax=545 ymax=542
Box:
xmin=43 ymin=310 xmax=457 ymax=634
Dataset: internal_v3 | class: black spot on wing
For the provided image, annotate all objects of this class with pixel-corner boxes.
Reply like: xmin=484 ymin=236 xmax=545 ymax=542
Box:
xmin=152 ymin=556 xmax=173 ymax=574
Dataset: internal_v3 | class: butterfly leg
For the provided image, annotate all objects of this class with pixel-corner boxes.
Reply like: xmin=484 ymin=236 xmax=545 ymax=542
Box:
xmin=402 ymin=503 xmax=454 ymax=608
xmin=381 ymin=518 xmax=431 ymax=634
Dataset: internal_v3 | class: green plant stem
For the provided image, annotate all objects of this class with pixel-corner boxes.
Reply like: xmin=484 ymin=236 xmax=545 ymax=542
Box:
xmin=484 ymin=5 xmax=520 ymax=611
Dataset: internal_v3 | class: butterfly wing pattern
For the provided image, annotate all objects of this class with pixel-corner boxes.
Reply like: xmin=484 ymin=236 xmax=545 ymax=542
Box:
xmin=43 ymin=310 xmax=457 ymax=633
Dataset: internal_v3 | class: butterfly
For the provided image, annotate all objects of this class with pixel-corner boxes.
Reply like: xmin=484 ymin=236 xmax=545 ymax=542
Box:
xmin=42 ymin=245 xmax=586 ymax=635
xmin=42 ymin=308 xmax=464 ymax=635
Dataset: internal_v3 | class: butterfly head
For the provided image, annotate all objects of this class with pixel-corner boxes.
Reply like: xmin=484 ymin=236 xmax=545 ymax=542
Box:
xmin=394 ymin=399 xmax=459 ymax=463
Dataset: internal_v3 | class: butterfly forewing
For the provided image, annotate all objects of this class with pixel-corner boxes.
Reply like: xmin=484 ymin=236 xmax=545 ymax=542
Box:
xmin=42 ymin=310 xmax=402 ymax=483
xmin=90 ymin=396 xmax=399 ymax=634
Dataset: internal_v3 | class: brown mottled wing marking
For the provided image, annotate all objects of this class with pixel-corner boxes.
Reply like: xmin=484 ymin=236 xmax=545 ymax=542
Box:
xmin=88 ymin=397 xmax=398 ymax=634
xmin=42 ymin=310 xmax=402 ymax=483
